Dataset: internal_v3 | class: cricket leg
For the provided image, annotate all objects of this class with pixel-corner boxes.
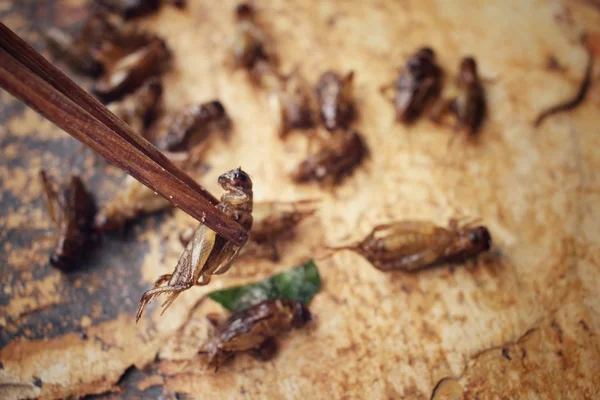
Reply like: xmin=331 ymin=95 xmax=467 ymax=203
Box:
xmin=136 ymin=282 xmax=191 ymax=322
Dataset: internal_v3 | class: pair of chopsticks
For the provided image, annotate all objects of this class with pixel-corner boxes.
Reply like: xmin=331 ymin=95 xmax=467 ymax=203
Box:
xmin=0 ymin=22 xmax=248 ymax=246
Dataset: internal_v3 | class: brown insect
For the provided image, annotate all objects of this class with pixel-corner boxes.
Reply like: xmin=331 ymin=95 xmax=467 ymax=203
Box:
xmin=200 ymin=299 xmax=312 ymax=371
xmin=230 ymin=3 xmax=273 ymax=70
xmin=534 ymin=42 xmax=593 ymax=127
xmin=39 ymin=170 xmax=97 ymax=271
xmin=149 ymin=100 xmax=229 ymax=152
xmin=136 ymin=168 xmax=254 ymax=321
xmin=108 ymin=77 xmax=163 ymax=135
xmin=430 ymin=57 xmax=486 ymax=136
xmin=180 ymin=199 xmax=318 ymax=261
xmin=329 ymin=219 xmax=492 ymax=271
xmin=315 ymin=70 xmax=355 ymax=131
xmin=45 ymin=27 xmax=103 ymax=76
xmin=45 ymin=10 xmax=151 ymax=77
xmin=94 ymin=175 xmax=173 ymax=232
xmin=381 ymin=47 xmax=442 ymax=123
xmin=290 ymin=130 xmax=367 ymax=184
xmin=93 ymin=37 xmax=171 ymax=102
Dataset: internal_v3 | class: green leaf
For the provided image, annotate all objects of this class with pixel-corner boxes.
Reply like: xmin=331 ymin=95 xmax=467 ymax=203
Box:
xmin=207 ymin=260 xmax=321 ymax=312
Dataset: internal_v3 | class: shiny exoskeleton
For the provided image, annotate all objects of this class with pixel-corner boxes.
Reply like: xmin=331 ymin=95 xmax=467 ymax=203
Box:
xmin=39 ymin=171 xmax=97 ymax=271
xmin=136 ymin=168 xmax=253 ymax=321
xmin=388 ymin=47 xmax=442 ymax=123
xmin=93 ymin=37 xmax=171 ymax=102
xmin=200 ymin=299 xmax=311 ymax=370
xmin=290 ymin=130 xmax=367 ymax=184
xmin=94 ymin=175 xmax=173 ymax=232
xmin=150 ymin=101 xmax=228 ymax=152
xmin=315 ymin=71 xmax=355 ymax=131
xmin=431 ymin=57 xmax=486 ymax=135
xmin=330 ymin=219 xmax=492 ymax=271
xmin=108 ymin=77 xmax=163 ymax=135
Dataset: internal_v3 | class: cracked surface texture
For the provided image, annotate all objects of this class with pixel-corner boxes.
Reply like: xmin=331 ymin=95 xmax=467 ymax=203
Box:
xmin=1 ymin=0 xmax=600 ymax=399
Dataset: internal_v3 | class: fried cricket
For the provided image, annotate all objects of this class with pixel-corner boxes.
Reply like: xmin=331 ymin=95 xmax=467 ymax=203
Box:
xmin=431 ymin=57 xmax=486 ymax=136
xmin=200 ymin=299 xmax=311 ymax=370
xmin=290 ymin=130 xmax=367 ymax=184
xmin=136 ymin=168 xmax=253 ymax=321
xmin=329 ymin=219 xmax=491 ymax=271
xmin=93 ymin=37 xmax=171 ymax=102
xmin=94 ymin=175 xmax=173 ymax=232
xmin=150 ymin=100 xmax=229 ymax=152
xmin=107 ymin=78 xmax=163 ymax=135
xmin=315 ymin=70 xmax=355 ymax=131
xmin=39 ymin=170 xmax=97 ymax=271
xmin=230 ymin=3 xmax=273 ymax=69
xmin=251 ymin=62 xmax=315 ymax=137
xmin=383 ymin=47 xmax=442 ymax=123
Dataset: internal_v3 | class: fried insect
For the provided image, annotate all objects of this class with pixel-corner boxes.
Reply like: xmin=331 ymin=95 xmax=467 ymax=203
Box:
xmin=150 ymin=101 xmax=229 ymax=152
xmin=431 ymin=57 xmax=486 ymax=136
xmin=181 ymin=200 xmax=318 ymax=261
xmin=290 ymin=130 xmax=367 ymax=184
xmin=250 ymin=62 xmax=315 ymax=137
xmin=315 ymin=70 xmax=355 ymax=131
xmin=534 ymin=45 xmax=593 ymax=127
xmin=93 ymin=37 xmax=171 ymax=102
xmin=383 ymin=47 xmax=442 ymax=123
xmin=136 ymin=168 xmax=253 ymax=321
xmin=39 ymin=170 xmax=97 ymax=271
xmin=94 ymin=175 xmax=173 ymax=232
xmin=230 ymin=3 xmax=273 ymax=69
xmin=200 ymin=299 xmax=311 ymax=370
xmin=45 ymin=10 xmax=151 ymax=76
xmin=107 ymin=78 xmax=163 ymax=135
xmin=45 ymin=27 xmax=103 ymax=76
xmin=329 ymin=219 xmax=492 ymax=271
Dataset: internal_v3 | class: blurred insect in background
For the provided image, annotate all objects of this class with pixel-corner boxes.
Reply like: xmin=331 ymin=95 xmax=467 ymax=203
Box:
xmin=315 ymin=70 xmax=355 ymax=131
xmin=39 ymin=171 xmax=97 ymax=271
xmin=200 ymin=299 xmax=312 ymax=371
xmin=381 ymin=47 xmax=442 ymax=123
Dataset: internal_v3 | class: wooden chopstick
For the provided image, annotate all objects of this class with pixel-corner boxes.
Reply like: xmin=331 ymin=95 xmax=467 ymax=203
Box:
xmin=0 ymin=23 xmax=248 ymax=246
xmin=0 ymin=22 xmax=219 ymax=206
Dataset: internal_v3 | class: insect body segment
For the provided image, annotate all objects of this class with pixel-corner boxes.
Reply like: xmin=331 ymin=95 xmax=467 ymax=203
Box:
xmin=136 ymin=168 xmax=253 ymax=322
xmin=39 ymin=171 xmax=97 ymax=271
xmin=200 ymin=299 xmax=311 ymax=370
xmin=330 ymin=220 xmax=491 ymax=271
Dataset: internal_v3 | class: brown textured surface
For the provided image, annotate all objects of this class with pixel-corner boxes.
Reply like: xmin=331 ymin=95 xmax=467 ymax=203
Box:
xmin=1 ymin=0 xmax=600 ymax=399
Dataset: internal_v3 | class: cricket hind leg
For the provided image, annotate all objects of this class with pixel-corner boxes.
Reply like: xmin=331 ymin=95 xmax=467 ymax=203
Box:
xmin=136 ymin=275 xmax=194 ymax=322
